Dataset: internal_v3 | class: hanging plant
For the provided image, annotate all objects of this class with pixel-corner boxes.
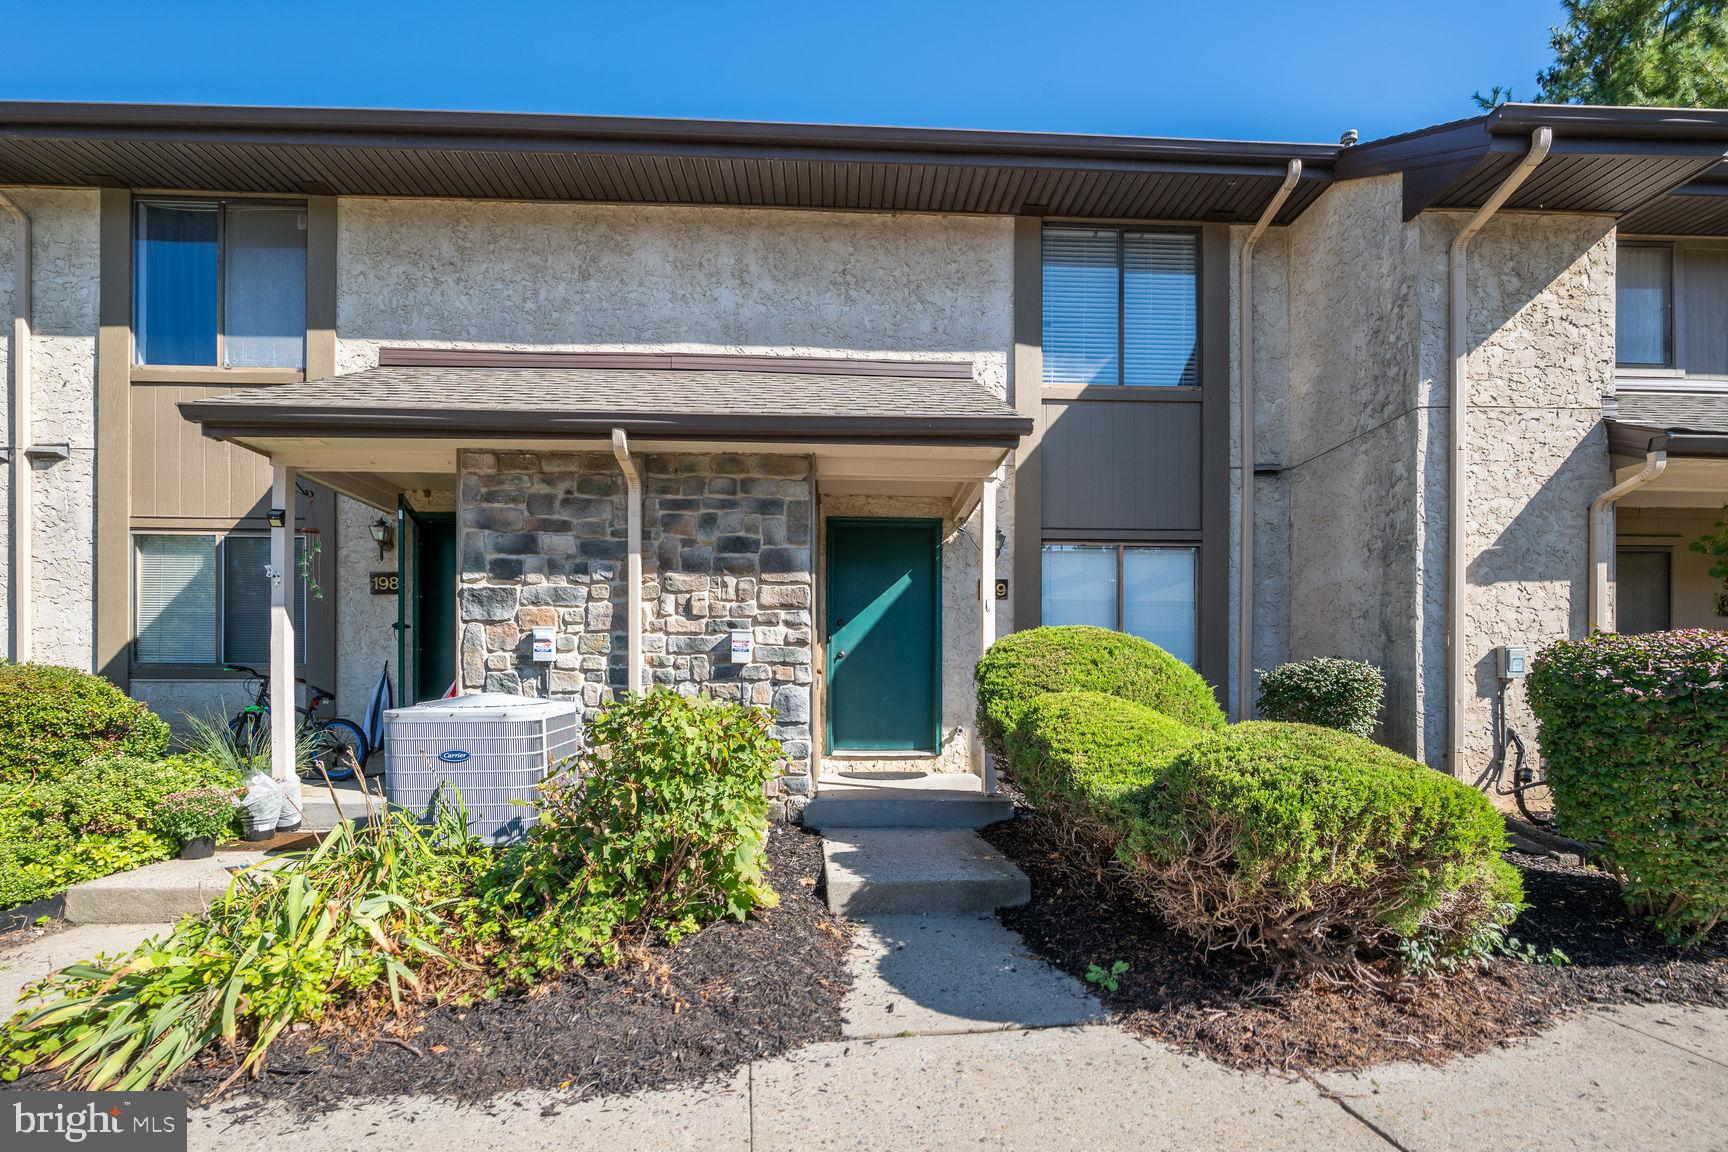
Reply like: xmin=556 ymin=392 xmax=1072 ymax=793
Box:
xmin=1688 ymin=505 xmax=1728 ymax=618
xmin=298 ymin=530 xmax=325 ymax=601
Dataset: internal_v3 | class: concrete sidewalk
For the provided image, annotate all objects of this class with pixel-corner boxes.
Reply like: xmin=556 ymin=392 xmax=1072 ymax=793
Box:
xmin=187 ymin=1004 xmax=1728 ymax=1152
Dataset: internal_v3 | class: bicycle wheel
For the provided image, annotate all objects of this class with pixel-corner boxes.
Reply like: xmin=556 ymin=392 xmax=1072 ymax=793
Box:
xmin=311 ymin=718 xmax=368 ymax=782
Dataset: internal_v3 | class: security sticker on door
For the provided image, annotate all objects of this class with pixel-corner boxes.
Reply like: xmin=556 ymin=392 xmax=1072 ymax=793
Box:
xmin=531 ymin=626 xmax=556 ymax=663
xmin=729 ymin=629 xmax=754 ymax=663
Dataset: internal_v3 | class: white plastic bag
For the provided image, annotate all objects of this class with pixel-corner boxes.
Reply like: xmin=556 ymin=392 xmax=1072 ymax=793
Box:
xmin=240 ymin=771 xmax=282 ymax=840
xmin=275 ymin=774 xmax=305 ymax=831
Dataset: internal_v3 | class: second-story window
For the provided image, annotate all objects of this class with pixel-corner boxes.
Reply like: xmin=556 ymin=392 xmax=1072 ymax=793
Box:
xmin=134 ymin=199 xmax=307 ymax=369
xmin=1616 ymin=243 xmax=1673 ymax=369
xmin=1042 ymin=225 xmax=1198 ymax=387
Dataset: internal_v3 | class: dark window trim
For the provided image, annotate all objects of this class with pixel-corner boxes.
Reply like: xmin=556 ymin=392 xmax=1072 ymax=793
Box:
xmin=1616 ymin=240 xmax=1676 ymax=370
xmin=132 ymin=195 xmax=308 ymax=371
xmin=1040 ymin=222 xmax=1202 ymax=391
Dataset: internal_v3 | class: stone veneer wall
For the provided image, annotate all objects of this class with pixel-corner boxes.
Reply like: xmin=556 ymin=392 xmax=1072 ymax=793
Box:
xmin=457 ymin=450 xmax=815 ymax=813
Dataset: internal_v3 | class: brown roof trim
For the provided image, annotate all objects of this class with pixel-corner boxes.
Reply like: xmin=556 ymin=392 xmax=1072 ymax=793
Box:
xmin=374 ymin=347 xmax=977 ymax=379
xmin=182 ymin=405 xmax=1031 ymax=447
xmin=1338 ymin=103 xmax=1728 ymax=221
xmin=1606 ymin=419 xmax=1728 ymax=459
xmin=0 ymin=101 xmax=1341 ymax=168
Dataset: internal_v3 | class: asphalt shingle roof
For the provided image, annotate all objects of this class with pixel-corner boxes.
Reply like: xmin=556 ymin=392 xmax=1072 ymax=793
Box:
xmin=1614 ymin=390 xmax=1728 ymax=436
xmin=179 ymin=365 xmax=1031 ymax=445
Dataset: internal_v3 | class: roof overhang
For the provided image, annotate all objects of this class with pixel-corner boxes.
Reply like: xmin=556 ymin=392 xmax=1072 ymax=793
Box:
xmin=1338 ymin=103 xmax=1728 ymax=222
xmin=1606 ymin=419 xmax=1728 ymax=460
xmin=178 ymin=350 xmax=1034 ymax=452
xmin=0 ymin=100 xmax=1337 ymax=225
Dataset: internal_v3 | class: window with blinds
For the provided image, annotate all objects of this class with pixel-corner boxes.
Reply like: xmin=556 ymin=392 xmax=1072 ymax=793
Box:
xmin=1042 ymin=226 xmax=1198 ymax=387
xmin=135 ymin=534 xmax=308 ymax=667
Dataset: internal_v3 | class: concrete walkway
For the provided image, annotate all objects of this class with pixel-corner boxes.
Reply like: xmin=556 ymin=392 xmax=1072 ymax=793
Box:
xmin=184 ymin=1004 xmax=1728 ymax=1152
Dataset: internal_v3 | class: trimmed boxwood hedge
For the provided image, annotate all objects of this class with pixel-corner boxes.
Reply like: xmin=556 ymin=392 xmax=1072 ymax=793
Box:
xmin=1255 ymin=657 xmax=1385 ymax=737
xmin=0 ymin=664 xmax=171 ymax=783
xmin=1527 ymin=629 xmax=1728 ymax=943
xmin=976 ymin=626 xmax=1225 ymax=755
xmin=1006 ymin=691 xmax=1210 ymax=826
xmin=1124 ymin=722 xmax=1520 ymax=966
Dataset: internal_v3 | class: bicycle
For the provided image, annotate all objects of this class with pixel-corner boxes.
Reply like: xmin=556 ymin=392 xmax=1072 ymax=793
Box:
xmin=225 ymin=665 xmax=371 ymax=782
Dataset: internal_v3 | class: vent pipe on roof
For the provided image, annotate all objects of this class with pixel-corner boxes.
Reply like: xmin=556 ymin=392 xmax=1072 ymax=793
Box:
xmin=1237 ymin=159 xmax=1302 ymax=721
xmin=1340 ymin=129 xmax=1359 ymax=147
xmin=610 ymin=428 xmax=643 ymax=700
xmin=0 ymin=191 xmax=32 ymax=664
xmin=1447 ymin=125 xmax=1551 ymax=777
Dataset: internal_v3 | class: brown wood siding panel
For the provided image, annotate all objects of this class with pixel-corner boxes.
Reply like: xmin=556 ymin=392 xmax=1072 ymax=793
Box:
xmin=1037 ymin=399 xmax=1202 ymax=534
xmin=130 ymin=385 xmax=270 ymax=522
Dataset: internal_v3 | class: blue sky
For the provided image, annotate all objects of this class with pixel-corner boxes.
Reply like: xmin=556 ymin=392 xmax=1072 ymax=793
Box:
xmin=8 ymin=1 xmax=1565 ymax=143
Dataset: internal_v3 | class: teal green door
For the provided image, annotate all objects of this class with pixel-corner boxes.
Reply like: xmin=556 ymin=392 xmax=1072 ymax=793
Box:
xmin=413 ymin=514 xmax=457 ymax=703
xmin=826 ymin=519 xmax=941 ymax=751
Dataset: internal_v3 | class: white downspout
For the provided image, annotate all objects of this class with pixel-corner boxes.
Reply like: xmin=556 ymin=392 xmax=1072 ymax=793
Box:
xmin=978 ymin=473 xmax=998 ymax=793
xmin=1448 ymin=126 xmax=1551 ymax=775
xmin=1236 ymin=159 xmax=1301 ymax=720
xmin=1589 ymin=444 xmax=1667 ymax=631
xmin=610 ymin=428 xmax=643 ymax=697
xmin=0 ymin=192 xmax=32 ymax=663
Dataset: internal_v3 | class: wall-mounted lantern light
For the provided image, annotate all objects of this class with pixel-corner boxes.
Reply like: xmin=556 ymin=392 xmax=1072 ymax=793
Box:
xmin=369 ymin=517 xmax=396 ymax=560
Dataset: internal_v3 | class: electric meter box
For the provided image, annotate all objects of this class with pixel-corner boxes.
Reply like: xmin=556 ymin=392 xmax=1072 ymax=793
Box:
xmin=384 ymin=693 xmax=580 ymax=845
xmin=1496 ymin=645 xmax=1529 ymax=679
xmin=530 ymin=625 xmax=556 ymax=663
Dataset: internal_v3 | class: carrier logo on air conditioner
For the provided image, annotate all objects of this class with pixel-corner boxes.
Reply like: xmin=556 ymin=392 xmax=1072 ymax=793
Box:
xmin=438 ymin=750 xmax=471 ymax=764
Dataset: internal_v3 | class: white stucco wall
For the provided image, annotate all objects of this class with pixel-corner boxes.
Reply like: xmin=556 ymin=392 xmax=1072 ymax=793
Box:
xmin=0 ymin=188 xmax=100 ymax=670
xmin=1420 ymin=209 xmax=1615 ymax=778
xmin=1276 ymin=171 xmax=1614 ymax=777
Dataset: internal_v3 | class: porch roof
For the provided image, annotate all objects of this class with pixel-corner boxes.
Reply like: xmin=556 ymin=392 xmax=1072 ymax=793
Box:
xmin=1607 ymin=390 xmax=1728 ymax=459
xmin=178 ymin=353 xmax=1032 ymax=448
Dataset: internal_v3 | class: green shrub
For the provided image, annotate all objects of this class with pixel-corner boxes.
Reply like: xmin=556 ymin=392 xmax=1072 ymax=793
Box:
xmin=1006 ymin=691 xmax=1209 ymax=826
xmin=1125 ymin=722 xmax=1519 ymax=968
xmin=489 ymin=691 xmax=782 ymax=980
xmin=1256 ymin=657 xmax=1385 ymax=737
xmin=976 ymin=626 xmax=1225 ymax=754
xmin=1 ymin=804 xmax=486 ymax=1091
xmin=0 ymin=664 xmax=171 ymax=782
xmin=0 ymin=753 xmax=238 ymax=907
xmin=1527 ymin=629 xmax=1728 ymax=943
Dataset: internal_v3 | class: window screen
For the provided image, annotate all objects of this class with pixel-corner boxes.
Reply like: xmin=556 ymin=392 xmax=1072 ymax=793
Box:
xmin=224 ymin=205 xmax=307 ymax=368
xmin=1616 ymin=549 xmax=1671 ymax=635
xmin=1617 ymin=245 xmax=1672 ymax=367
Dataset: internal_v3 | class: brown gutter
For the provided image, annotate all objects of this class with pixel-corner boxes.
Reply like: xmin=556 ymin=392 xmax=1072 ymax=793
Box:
xmin=179 ymin=405 xmax=1033 ymax=446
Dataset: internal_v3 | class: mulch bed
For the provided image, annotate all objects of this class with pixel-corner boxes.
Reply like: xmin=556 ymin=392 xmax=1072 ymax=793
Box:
xmin=982 ymin=807 xmax=1728 ymax=1073
xmin=177 ymin=825 xmax=851 ymax=1111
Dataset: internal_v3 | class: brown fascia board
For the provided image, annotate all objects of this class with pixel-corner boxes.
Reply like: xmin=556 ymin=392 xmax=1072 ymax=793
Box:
xmin=0 ymin=100 xmax=1341 ymax=171
xmin=374 ymin=348 xmax=977 ymax=379
xmin=178 ymin=404 xmax=1035 ymax=446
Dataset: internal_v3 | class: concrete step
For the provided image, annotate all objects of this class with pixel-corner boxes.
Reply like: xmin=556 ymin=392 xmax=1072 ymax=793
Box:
xmin=822 ymin=829 xmax=1030 ymax=918
xmin=63 ymin=851 xmax=276 ymax=925
xmin=803 ymin=791 xmax=1015 ymax=831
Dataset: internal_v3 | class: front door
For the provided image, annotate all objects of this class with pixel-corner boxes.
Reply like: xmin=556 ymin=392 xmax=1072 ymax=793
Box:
xmin=826 ymin=519 xmax=941 ymax=752
xmin=398 ymin=509 xmax=457 ymax=703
